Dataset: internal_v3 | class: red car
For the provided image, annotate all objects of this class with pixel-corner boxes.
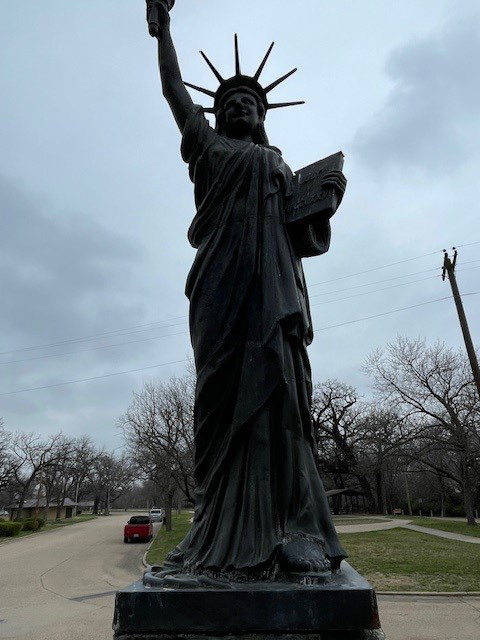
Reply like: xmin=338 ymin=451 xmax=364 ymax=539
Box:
xmin=124 ymin=515 xmax=153 ymax=543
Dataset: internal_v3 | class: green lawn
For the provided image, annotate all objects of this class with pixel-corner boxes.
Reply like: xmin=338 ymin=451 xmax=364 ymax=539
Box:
xmin=340 ymin=528 xmax=480 ymax=592
xmin=145 ymin=513 xmax=480 ymax=592
xmin=407 ymin=517 xmax=480 ymax=538
xmin=18 ymin=515 xmax=96 ymax=538
xmin=146 ymin=511 xmax=192 ymax=566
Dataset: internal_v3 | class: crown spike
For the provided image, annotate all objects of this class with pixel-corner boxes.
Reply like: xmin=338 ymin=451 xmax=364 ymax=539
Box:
xmin=264 ymin=68 xmax=298 ymax=94
xmin=254 ymin=42 xmax=275 ymax=81
xmin=184 ymin=82 xmax=216 ymax=98
xmin=200 ymin=50 xmax=224 ymax=83
xmin=234 ymin=34 xmax=241 ymax=75
xmin=267 ymin=101 xmax=305 ymax=109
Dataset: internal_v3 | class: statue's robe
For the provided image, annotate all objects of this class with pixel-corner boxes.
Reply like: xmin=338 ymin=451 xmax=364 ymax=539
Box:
xmin=168 ymin=106 xmax=346 ymax=574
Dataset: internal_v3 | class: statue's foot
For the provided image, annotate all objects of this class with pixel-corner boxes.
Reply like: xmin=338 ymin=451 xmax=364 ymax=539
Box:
xmin=143 ymin=566 xmax=233 ymax=589
xmin=277 ymin=539 xmax=331 ymax=582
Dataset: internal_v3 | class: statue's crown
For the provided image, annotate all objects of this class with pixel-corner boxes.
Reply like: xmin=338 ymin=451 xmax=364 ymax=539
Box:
xmin=185 ymin=35 xmax=304 ymax=114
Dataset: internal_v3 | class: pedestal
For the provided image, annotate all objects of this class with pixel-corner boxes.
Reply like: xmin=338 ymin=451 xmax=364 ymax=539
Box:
xmin=113 ymin=563 xmax=387 ymax=639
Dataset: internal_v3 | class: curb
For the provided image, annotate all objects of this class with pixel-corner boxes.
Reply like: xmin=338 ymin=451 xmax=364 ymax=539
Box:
xmin=142 ymin=548 xmax=151 ymax=569
xmin=142 ymin=523 xmax=163 ymax=569
xmin=142 ymin=538 xmax=154 ymax=569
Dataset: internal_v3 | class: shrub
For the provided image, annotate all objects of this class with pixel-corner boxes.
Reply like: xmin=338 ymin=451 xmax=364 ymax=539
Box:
xmin=0 ymin=521 xmax=22 ymax=537
xmin=35 ymin=517 xmax=45 ymax=529
xmin=22 ymin=519 xmax=40 ymax=531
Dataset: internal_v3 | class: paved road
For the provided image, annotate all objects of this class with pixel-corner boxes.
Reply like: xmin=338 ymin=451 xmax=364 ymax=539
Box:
xmin=0 ymin=513 xmax=155 ymax=640
xmin=1 ymin=515 xmax=479 ymax=640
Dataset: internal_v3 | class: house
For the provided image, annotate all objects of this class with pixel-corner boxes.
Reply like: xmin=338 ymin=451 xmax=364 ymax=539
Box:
xmin=76 ymin=500 xmax=95 ymax=514
xmin=6 ymin=498 xmax=78 ymax=521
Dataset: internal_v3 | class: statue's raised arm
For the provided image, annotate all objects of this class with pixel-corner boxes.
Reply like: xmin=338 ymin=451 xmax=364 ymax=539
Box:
xmin=146 ymin=0 xmax=194 ymax=132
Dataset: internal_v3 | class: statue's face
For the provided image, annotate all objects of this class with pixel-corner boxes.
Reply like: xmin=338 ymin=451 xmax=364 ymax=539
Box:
xmin=222 ymin=91 xmax=262 ymax=138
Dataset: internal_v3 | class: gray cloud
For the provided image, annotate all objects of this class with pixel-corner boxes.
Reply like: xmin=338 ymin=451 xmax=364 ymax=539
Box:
xmin=353 ymin=20 xmax=480 ymax=175
xmin=0 ymin=174 xmax=145 ymax=347
xmin=2 ymin=1 xmax=479 ymax=445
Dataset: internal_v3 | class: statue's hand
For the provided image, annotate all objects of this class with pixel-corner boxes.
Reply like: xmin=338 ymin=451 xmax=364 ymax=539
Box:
xmin=321 ymin=170 xmax=347 ymax=206
xmin=146 ymin=0 xmax=170 ymax=37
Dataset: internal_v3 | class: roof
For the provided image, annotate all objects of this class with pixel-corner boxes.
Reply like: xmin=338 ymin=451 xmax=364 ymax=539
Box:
xmin=6 ymin=498 xmax=78 ymax=509
xmin=325 ymin=488 xmax=365 ymax=497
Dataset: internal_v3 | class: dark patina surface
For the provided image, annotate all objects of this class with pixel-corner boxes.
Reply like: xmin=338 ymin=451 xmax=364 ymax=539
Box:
xmin=114 ymin=564 xmax=383 ymax=639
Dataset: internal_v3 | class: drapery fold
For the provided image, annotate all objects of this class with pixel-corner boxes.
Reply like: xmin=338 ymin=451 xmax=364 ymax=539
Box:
xmin=167 ymin=106 xmax=346 ymax=573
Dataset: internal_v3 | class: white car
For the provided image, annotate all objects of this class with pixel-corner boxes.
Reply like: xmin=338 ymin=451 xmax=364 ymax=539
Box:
xmin=149 ymin=508 xmax=164 ymax=523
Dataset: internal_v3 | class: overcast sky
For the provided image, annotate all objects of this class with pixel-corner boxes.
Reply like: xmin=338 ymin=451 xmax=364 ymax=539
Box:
xmin=1 ymin=0 xmax=479 ymax=448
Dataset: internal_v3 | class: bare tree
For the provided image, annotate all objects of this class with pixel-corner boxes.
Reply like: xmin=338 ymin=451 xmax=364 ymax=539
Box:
xmin=312 ymin=380 xmax=372 ymax=510
xmin=86 ymin=451 xmax=136 ymax=515
xmin=0 ymin=420 xmax=13 ymax=492
xmin=312 ymin=380 xmax=414 ymax=514
xmin=9 ymin=432 xmax=70 ymax=519
xmin=365 ymin=337 xmax=480 ymax=525
xmin=40 ymin=439 xmax=72 ymax=520
xmin=119 ymin=374 xmax=195 ymax=527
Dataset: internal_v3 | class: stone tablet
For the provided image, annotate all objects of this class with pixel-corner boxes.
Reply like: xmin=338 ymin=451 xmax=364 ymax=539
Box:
xmin=286 ymin=151 xmax=345 ymax=224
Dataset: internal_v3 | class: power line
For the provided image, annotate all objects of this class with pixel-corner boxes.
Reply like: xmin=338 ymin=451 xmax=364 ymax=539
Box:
xmin=0 ymin=359 xmax=189 ymax=397
xmin=311 ymin=265 xmax=480 ymax=306
xmin=315 ymin=293 xmax=479 ymax=332
xmin=0 ymin=318 xmax=189 ymax=357
xmin=0 ymin=273 xmax=456 ymax=366
xmin=309 ymin=267 xmax=440 ymax=298
xmin=309 ymin=244 xmax=480 ymax=288
xmin=310 ymin=275 xmax=440 ymax=307
xmin=456 ymin=241 xmax=480 ymax=249
xmin=4 ymin=269 xmax=472 ymax=366
xmin=308 ymin=250 xmax=441 ymax=288
xmin=2 ymin=245 xmax=478 ymax=357
xmin=0 ymin=329 xmax=190 ymax=366
xmin=4 ymin=294 xmax=479 ymax=397
xmin=2 ymin=266 xmax=478 ymax=365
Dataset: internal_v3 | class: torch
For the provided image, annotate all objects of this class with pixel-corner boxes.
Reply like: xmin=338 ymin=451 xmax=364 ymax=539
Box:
xmin=146 ymin=0 xmax=176 ymax=37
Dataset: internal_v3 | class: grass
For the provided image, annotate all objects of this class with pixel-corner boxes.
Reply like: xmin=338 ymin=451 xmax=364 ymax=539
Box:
xmin=144 ymin=512 xmax=480 ymax=592
xmin=146 ymin=511 xmax=192 ymax=566
xmin=339 ymin=528 xmax=480 ymax=592
xmin=17 ymin=514 xmax=96 ymax=538
xmin=407 ymin=517 xmax=480 ymax=538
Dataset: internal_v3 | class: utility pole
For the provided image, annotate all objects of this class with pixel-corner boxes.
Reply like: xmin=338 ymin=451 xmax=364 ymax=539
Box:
xmin=443 ymin=249 xmax=480 ymax=398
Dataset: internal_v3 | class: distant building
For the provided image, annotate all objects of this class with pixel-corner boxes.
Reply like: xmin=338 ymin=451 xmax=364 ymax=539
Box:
xmin=6 ymin=498 xmax=78 ymax=520
xmin=325 ymin=488 xmax=367 ymax=514
xmin=76 ymin=500 xmax=95 ymax=514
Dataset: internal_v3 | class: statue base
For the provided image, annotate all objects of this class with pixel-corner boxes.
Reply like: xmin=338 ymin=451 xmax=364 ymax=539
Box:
xmin=113 ymin=563 xmax=387 ymax=639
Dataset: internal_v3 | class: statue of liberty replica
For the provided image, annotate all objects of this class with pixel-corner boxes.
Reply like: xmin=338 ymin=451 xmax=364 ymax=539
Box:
xmin=113 ymin=2 xmax=386 ymax=638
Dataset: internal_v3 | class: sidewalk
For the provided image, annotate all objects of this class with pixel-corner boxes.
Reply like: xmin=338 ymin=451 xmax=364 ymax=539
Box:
xmin=335 ymin=517 xmax=480 ymax=544
xmin=335 ymin=519 xmax=411 ymax=534
xmin=403 ymin=523 xmax=480 ymax=544
xmin=378 ymin=594 xmax=480 ymax=640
